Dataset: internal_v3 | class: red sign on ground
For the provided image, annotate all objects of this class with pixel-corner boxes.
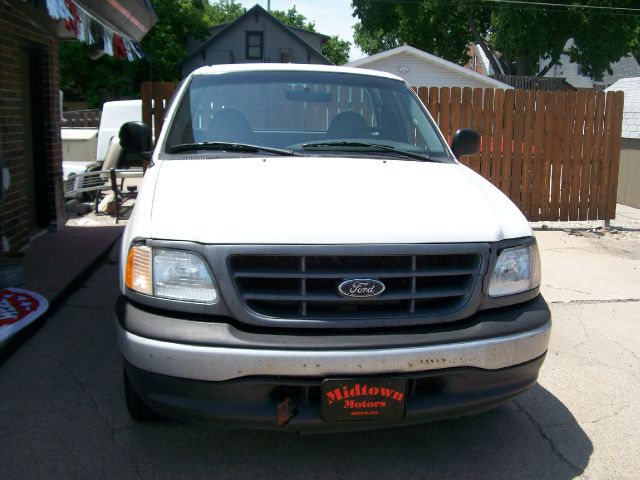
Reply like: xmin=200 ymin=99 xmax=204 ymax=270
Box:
xmin=0 ymin=288 xmax=49 ymax=343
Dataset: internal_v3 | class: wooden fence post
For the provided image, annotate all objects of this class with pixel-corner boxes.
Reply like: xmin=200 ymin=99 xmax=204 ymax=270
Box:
xmin=141 ymin=81 xmax=177 ymax=146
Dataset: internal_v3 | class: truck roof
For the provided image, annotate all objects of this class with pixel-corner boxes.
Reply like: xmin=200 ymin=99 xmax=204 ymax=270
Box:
xmin=190 ymin=63 xmax=404 ymax=82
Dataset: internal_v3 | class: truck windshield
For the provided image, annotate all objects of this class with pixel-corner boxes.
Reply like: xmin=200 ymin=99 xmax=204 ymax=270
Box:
xmin=164 ymin=70 xmax=452 ymax=161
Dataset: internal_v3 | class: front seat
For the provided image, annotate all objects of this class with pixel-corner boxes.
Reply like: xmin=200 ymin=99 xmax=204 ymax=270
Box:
xmin=207 ymin=108 xmax=253 ymax=144
xmin=102 ymin=121 xmax=149 ymax=172
xmin=326 ymin=111 xmax=369 ymax=139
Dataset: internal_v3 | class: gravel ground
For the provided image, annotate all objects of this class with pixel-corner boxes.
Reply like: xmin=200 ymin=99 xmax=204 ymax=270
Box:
xmin=65 ymin=200 xmax=135 ymax=227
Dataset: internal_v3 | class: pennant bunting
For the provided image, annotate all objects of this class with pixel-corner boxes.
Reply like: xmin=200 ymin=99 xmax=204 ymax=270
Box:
xmin=102 ymin=27 xmax=114 ymax=57
xmin=77 ymin=8 xmax=95 ymax=45
xmin=45 ymin=0 xmax=145 ymax=61
xmin=45 ymin=0 xmax=73 ymax=20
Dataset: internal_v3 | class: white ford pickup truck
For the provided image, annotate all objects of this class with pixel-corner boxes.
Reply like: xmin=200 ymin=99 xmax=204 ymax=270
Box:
xmin=117 ymin=64 xmax=550 ymax=432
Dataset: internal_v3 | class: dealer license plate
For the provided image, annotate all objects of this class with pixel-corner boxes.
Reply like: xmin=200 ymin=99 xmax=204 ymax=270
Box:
xmin=321 ymin=377 xmax=407 ymax=422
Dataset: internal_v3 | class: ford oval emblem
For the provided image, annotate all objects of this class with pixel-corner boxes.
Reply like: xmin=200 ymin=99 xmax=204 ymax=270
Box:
xmin=338 ymin=279 xmax=386 ymax=298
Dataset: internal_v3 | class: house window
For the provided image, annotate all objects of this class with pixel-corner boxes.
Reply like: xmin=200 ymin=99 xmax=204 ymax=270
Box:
xmin=246 ymin=31 xmax=263 ymax=60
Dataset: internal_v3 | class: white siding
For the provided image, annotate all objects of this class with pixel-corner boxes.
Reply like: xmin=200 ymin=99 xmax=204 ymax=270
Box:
xmin=356 ymin=53 xmax=500 ymax=89
xmin=606 ymin=77 xmax=640 ymax=140
xmin=476 ymin=46 xmax=497 ymax=76
xmin=617 ymin=139 xmax=640 ymax=208
xmin=540 ymin=39 xmax=640 ymax=89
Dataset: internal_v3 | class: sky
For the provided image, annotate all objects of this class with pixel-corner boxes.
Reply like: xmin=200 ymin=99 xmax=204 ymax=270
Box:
xmin=234 ymin=0 xmax=365 ymax=61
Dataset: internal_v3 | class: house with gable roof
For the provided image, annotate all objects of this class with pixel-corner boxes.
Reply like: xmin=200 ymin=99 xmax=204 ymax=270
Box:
xmin=606 ymin=77 xmax=640 ymax=208
xmin=540 ymin=40 xmax=640 ymax=90
xmin=347 ymin=45 xmax=512 ymax=89
xmin=468 ymin=39 xmax=640 ymax=91
xmin=182 ymin=4 xmax=332 ymax=77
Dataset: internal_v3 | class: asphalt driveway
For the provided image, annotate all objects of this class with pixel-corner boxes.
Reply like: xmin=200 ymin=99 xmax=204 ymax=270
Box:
xmin=1 ymin=225 xmax=639 ymax=479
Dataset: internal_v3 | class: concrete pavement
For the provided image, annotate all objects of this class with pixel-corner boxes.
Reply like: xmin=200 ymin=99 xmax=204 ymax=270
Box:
xmin=532 ymin=226 xmax=640 ymax=478
xmin=0 ymin=207 xmax=638 ymax=478
xmin=21 ymin=225 xmax=124 ymax=306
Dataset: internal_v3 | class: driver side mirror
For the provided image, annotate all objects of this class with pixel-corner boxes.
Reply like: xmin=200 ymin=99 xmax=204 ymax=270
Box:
xmin=450 ymin=128 xmax=480 ymax=157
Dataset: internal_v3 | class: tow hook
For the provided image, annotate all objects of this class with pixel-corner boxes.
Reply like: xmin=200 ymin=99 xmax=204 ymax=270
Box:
xmin=277 ymin=397 xmax=299 ymax=427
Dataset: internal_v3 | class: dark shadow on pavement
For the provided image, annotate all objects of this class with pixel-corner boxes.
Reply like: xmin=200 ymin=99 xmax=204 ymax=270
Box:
xmin=125 ymin=384 xmax=592 ymax=480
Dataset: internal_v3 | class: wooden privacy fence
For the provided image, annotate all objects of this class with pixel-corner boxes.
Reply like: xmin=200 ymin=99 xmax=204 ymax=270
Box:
xmin=491 ymin=75 xmax=573 ymax=91
xmin=141 ymin=81 xmax=623 ymax=222
xmin=141 ymin=82 xmax=177 ymax=144
xmin=416 ymin=87 xmax=624 ymax=221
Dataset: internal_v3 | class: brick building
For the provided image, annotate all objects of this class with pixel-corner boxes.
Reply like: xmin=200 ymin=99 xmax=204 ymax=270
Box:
xmin=0 ymin=0 xmax=155 ymax=252
xmin=0 ymin=2 xmax=63 ymax=251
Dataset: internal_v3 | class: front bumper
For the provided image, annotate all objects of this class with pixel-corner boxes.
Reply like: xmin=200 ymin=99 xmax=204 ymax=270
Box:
xmin=118 ymin=323 xmax=549 ymax=381
xmin=124 ymin=355 xmax=546 ymax=433
xmin=117 ymin=295 xmax=551 ymax=431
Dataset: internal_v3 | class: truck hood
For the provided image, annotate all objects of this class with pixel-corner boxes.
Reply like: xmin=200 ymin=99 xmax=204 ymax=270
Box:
xmin=149 ymin=157 xmax=531 ymax=244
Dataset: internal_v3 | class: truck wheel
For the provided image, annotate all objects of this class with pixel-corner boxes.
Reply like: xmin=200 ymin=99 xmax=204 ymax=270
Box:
xmin=124 ymin=369 xmax=160 ymax=422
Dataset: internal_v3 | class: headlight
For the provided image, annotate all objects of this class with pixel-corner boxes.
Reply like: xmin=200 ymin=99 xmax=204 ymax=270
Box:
xmin=125 ymin=246 xmax=218 ymax=303
xmin=488 ymin=243 xmax=541 ymax=297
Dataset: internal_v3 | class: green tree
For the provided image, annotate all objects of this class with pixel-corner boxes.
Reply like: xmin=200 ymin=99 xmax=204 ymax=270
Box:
xmin=633 ymin=24 xmax=640 ymax=65
xmin=60 ymin=42 xmax=140 ymax=108
xmin=137 ymin=0 xmax=210 ymax=82
xmin=137 ymin=0 xmax=247 ymax=81
xmin=272 ymin=6 xmax=351 ymax=65
xmin=60 ymin=0 xmax=245 ymax=108
xmin=352 ymin=0 xmax=640 ymax=78
xmin=353 ymin=1 xmax=480 ymax=64
xmin=271 ymin=6 xmax=316 ymax=31
xmin=353 ymin=24 xmax=400 ymax=56
xmin=322 ymin=36 xmax=351 ymax=65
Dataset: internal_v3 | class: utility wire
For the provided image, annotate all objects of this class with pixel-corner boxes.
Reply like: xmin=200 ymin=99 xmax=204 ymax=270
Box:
xmin=480 ymin=0 xmax=640 ymax=12
xmin=358 ymin=0 xmax=640 ymax=14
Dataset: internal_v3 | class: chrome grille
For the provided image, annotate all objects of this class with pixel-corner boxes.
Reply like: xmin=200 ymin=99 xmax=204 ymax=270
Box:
xmin=228 ymin=253 xmax=483 ymax=322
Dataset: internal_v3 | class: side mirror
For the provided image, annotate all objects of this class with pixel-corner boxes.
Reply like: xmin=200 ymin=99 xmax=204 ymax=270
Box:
xmin=119 ymin=121 xmax=150 ymax=152
xmin=450 ymin=128 xmax=480 ymax=157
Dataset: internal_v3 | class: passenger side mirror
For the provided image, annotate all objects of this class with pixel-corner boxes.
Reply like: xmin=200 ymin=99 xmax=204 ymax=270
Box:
xmin=119 ymin=121 xmax=150 ymax=152
xmin=450 ymin=129 xmax=480 ymax=157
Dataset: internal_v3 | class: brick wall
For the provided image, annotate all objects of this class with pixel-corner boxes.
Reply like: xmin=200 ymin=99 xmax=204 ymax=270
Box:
xmin=0 ymin=0 xmax=63 ymax=251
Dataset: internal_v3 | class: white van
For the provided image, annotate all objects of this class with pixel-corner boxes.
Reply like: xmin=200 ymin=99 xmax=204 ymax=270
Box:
xmin=117 ymin=64 xmax=550 ymax=432
xmin=96 ymin=99 xmax=142 ymax=163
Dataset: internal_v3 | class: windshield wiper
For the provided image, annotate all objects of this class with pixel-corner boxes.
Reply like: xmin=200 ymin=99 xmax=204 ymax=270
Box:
xmin=168 ymin=142 xmax=302 ymax=156
xmin=301 ymin=141 xmax=435 ymax=162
